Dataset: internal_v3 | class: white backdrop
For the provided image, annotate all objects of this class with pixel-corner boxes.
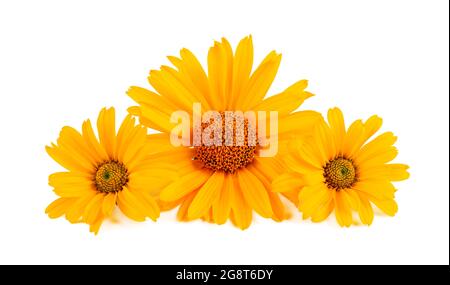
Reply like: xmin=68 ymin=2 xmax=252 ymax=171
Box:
xmin=0 ymin=0 xmax=448 ymax=265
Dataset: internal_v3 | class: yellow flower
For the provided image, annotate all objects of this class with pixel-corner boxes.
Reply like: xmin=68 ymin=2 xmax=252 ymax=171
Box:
xmin=273 ymin=107 xmax=409 ymax=226
xmin=127 ymin=36 xmax=321 ymax=229
xmin=45 ymin=107 xmax=172 ymax=234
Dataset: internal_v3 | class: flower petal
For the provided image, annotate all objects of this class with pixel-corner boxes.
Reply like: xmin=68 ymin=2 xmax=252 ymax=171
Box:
xmin=212 ymin=174 xmax=233 ymax=225
xmin=45 ymin=197 xmax=77 ymax=219
xmin=334 ymin=191 xmax=353 ymax=227
xmin=160 ymin=170 xmax=212 ymax=202
xmin=253 ymin=80 xmax=312 ymax=115
xmin=230 ymin=177 xmax=252 ymax=230
xmin=327 ymin=107 xmax=345 ymax=155
xmin=230 ymin=35 xmax=253 ymax=109
xmin=188 ymin=171 xmax=225 ymax=219
xmin=117 ymin=188 xmax=146 ymax=222
xmin=97 ymin=107 xmax=116 ymax=159
xmin=237 ymin=168 xmax=273 ymax=218
xmin=356 ymin=192 xmax=374 ymax=225
xmin=83 ymin=194 xmax=104 ymax=224
xmin=272 ymin=173 xmax=304 ymax=193
xmin=102 ymin=192 xmax=117 ymax=217
xmin=240 ymin=51 xmax=282 ymax=110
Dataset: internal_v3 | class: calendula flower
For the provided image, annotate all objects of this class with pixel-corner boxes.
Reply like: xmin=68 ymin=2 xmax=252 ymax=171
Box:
xmin=127 ymin=36 xmax=321 ymax=229
xmin=45 ymin=107 xmax=173 ymax=234
xmin=273 ymin=107 xmax=409 ymax=226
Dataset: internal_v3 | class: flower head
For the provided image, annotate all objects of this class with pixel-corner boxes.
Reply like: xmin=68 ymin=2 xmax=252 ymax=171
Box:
xmin=273 ymin=107 xmax=409 ymax=226
xmin=127 ymin=36 xmax=321 ymax=229
xmin=45 ymin=107 xmax=174 ymax=234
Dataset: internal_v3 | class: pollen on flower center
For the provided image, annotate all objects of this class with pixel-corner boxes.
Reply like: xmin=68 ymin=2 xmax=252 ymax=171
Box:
xmin=323 ymin=157 xmax=357 ymax=190
xmin=194 ymin=112 xmax=258 ymax=174
xmin=94 ymin=161 xmax=128 ymax=193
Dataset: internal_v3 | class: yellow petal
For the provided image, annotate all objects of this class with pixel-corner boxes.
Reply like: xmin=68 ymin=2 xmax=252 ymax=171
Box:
xmin=130 ymin=189 xmax=160 ymax=221
xmin=57 ymin=126 xmax=98 ymax=167
xmin=212 ymin=174 xmax=232 ymax=224
xmin=240 ymin=51 xmax=282 ymax=110
xmin=122 ymin=126 xmax=147 ymax=166
xmin=114 ymin=114 xmax=136 ymax=161
xmin=127 ymin=86 xmax=177 ymax=113
xmin=299 ymin=184 xmax=330 ymax=219
xmin=160 ymin=170 xmax=212 ymax=202
xmin=89 ymin=214 xmax=104 ymax=235
xmin=356 ymin=192 xmax=374 ymax=225
xmin=139 ymin=105 xmax=175 ymax=133
xmin=278 ymin=111 xmax=322 ymax=136
xmin=281 ymin=188 xmax=300 ymax=205
xmin=45 ymin=197 xmax=76 ymax=219
xmin=230 ymin=177 xmax=252 ymax=230
xmin=102 ymin=192 xmax=117 ymax=217
xmin=176 ymin=190 xmax=198 ymax=222
xmin=327 ymin=107 xmax=345 ymax=155
xmin=222 ymin=38 xmax=234 ymax=109
xmin=358 ymin=163 xmax=410 ymax=182
xmin=343 ymin=119 xmax=365 ymax=158
xmin=207 ymin=41 xmax=225 ymax=109
xmin=128 ymin=169 xmax=178 ymax=196
xmin=82 ymin=119 xmax=109 ymax=162
xmin=253 ymin=80 xmax=312 ymax=115
xmin=284 ymin=140 xmax=323 ymax=173
xmin=65 ymin=192 xmax=97 ymax=223
xmin=83 ymin=194 xmax=104 ymax=224
xmin=237 ymin=168 xmax=273 ymax=218
xmin=246 ymin=162 xmax=286 ymax=221
xmin=160 ymin=65 xmax=211 ymax=109
xmin=272 ymin=173 xmax=304 ymax=193
xmin=179 ymin=48 xmax=211 ymax=105
xmin=358 ymin=147 xmax=398 ymax=169
xmin=367 ymin=195 xmax=398 ymax=216
xmin=230 ymin=35 xmax=253 ymax=109
xmin=311 ymin=196 xmax=334 ymax=223
xmin=148 ymin=69 xmax=195 ymax=112
xmin=385 ymin=164 xmax=410 ymax=181
xmin=268 ymin=191 xmax=290 ymax=222
xmin=342 ymin=189 xmax=360 ymax=210
xmin=97 ymin=107 xmax=116 ymax=159
xmin=356 ymin=132 xmax=397 ymax=163
xmin=121 ymin=187 xmax=158 ymax=221
xmin=334 ymin=190 xmax=353 ymax=227
xmin=313 ymin=119 xmax=336 ymax=162
xmin=46 ymin=144 xmax=94 ymax=174
xmin=117 ymin=188 xmax=146 ymax=222
xmin=188 ymin=171 xmax=225 ymax=219
xmin=49 ymin=172 xmax=92 ymax=188
xmin=352 ymin=180 xmax=396 ymax=200
xmin=362 ymin=115 xmax=383 ymax=143
xmin=251 ymin=156 xmax=284 ymax=181
xmin=145 ymin=133 xmax=177 ymax=154
xmin=53 ymin=185 xmax=94 ymax=198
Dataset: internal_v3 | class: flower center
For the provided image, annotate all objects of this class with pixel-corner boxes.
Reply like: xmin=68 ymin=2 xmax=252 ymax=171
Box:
xmin=194 ymin=112 xmax=257 ymax=173
xmin=94 ymin=161 xmax=128 ymax=193
xmin=323 ymin=157 xmax=357 ymax=190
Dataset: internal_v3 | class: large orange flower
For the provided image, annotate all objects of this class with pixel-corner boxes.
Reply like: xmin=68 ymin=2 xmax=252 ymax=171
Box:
xmin=127 ymin=36 xmax=321 ymax=229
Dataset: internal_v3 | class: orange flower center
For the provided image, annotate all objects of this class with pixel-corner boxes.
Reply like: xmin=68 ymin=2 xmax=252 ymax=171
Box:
xmin=194 ymin=112 xmax=258 ymax=173
xmin=94 ymin=161 xmax=128 ymax=193
xmin=323 ymin=157 xmax=357 ymax=190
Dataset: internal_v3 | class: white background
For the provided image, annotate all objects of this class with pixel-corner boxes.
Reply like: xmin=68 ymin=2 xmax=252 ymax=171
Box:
xmin=0 ymin=0 xmax=448 ymax=265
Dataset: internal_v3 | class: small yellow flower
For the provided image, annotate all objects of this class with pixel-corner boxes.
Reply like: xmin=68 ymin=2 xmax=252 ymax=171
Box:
xmin=273 ymin=107 xmax=409 ymax=226
xmin=45 ymin=107 xmax=174 ymax=234
xmin=127 ymin=36 xmax=321 ymax=229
